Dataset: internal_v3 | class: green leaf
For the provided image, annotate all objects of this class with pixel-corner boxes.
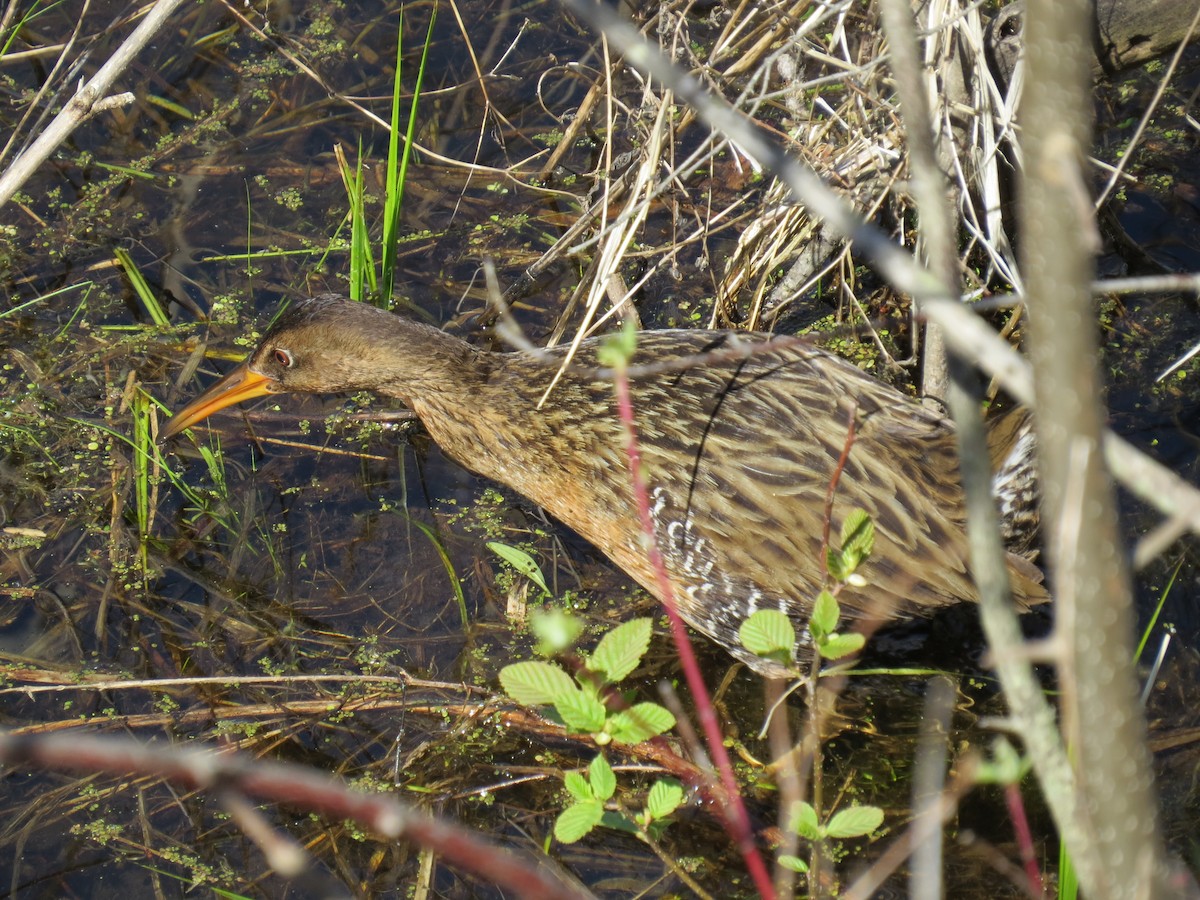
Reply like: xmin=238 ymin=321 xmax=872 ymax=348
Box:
xmin=974 ymin=737 xmax=1032 ymax=784
xmin=600 ymin=810 xmax=639 ymax=833
xmin=778 ymin=854 xmax=809 ymax=873
xmin=588 ymin=754 xmax=616 ymax=801
xmin=840 ymin=509 xmax=875 ymax=559
xmin=739 ymin=609 xmax=796 ymax=661
xmin=606 ymin=702 xmax=676 ymax=744
xmin=500 ymin=661 xmax=576 ymax=706
xmin=555 ymin=688 xmax=607 ymax=734
xmin=838 ymin=545 xmax=864 ymax=575
xmin=563 ymin=770 xmax=593 ymax=802
xmin=819 ymin=632 xmax=865 ymax=660
xmin=789 ymin=801 xmax=821 ymax=840
xmin=530 ymin=607 xmax=584 ymax=655
xmin=589 ymin=618 xmax=652 ymax=683
xmin=829 ymin=510 xmax=875 ymax=581
xmin=555 ymin=799 xmax=604 ymax=843
xmin=596 ymin=317 xmax=639 ymax=369
xmin=824 ymin=805 xmax=884 ymax=839
xmin=645 ymin=779 xmax=684 ymax=820
xmin=825 ymin=546 xmax=850 ymax=582
xmin=486 ymin=541 xmax=550 ymax=595
xmin=810 ymin=591 xmax=839 ymax=641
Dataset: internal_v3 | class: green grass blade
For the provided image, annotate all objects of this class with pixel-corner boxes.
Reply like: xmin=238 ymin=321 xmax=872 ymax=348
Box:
xmin=380 ymin=2 xmax=438 ymax=303
xmin=131 ymin=388 xmax=155 ymax=579
xmin=1134 ymin=557 xmax=1181 ymax=661
xmin=113 ymin=247 xmax=170 ymax=326
xmin=408 ymin=517 xmax=469 ymax=630
xmin=335 ymin=141 xmax=377 ymax=302
xmin=1 ymin=282 xmax=93 ymax=322
xmin=1058 ymin=840 xmax=1079 ymax=900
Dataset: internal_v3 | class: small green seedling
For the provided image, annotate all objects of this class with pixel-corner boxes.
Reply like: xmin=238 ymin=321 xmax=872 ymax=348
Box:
xmin=778 ymin=800 xmax=885 ymax=872
xmin=556 ymin=754 xmax=685 ymax=844
xmin=739 ymin=508 xmax=874 ymax=668
xmin=500 ymin=618 xmax=675 ymax=745
xmin=826 ymin=507 xmax=875 ymax=585
xmin=501 ymin=618 xmax=683 ymax=844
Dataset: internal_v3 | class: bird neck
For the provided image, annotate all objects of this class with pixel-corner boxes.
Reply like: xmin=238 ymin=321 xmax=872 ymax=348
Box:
xmin=358 ymin=314 xmax=493 ymax=405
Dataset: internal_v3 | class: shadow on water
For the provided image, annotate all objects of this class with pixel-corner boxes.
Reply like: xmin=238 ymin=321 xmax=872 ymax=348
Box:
xmin=1 ymin=1 xmax=1200 ymax=896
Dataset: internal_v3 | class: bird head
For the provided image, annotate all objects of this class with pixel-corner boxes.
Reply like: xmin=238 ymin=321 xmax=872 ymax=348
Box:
xmin=161 ymin=294 xmax=430 ymax=439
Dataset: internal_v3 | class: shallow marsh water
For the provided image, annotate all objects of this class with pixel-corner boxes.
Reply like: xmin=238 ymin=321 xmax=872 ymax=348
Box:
xmin=1 ymin=1 xmax=1200 ymax=896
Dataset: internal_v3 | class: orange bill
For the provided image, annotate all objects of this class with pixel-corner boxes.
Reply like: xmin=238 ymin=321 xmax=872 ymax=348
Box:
xmin=161 ymin=363 xmax=276 ymax=439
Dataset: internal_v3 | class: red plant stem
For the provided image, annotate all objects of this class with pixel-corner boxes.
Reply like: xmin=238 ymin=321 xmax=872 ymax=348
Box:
xmin=820 ymin=403 xmax=858 ymax=558
xmin=0 ymin=730 xmax=589 ymax=900
xmin=612 ymin=367 xmax=778 ymax=900
xmin=1004 ymin=781 xmax=1044 ymax=896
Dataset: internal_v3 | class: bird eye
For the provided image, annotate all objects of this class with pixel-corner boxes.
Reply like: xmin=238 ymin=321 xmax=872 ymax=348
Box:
xmin=273 ymin=348 xmax=294 ymax=368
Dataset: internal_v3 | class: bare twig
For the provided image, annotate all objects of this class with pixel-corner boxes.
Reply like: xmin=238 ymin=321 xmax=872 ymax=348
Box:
xmin=908 ymin=674 xmax=956 ymax=900
xmin=0 ymin=729 xmax=591 ymax=900
xmin=843 ymin=753 xmax=980 ymax=900
xmin=877 ymin=0 xmax=957 ymax=406
xmin=0 ymin=0 xmax=189 ymax=209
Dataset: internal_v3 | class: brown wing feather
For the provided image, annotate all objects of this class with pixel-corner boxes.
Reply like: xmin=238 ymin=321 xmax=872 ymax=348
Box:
xmin=628 ymin=334 xmax=981 ymax=615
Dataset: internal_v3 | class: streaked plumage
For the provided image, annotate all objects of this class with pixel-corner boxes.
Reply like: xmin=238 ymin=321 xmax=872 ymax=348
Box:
xmin=164 ymin=294 xmax=1046 ymax=674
